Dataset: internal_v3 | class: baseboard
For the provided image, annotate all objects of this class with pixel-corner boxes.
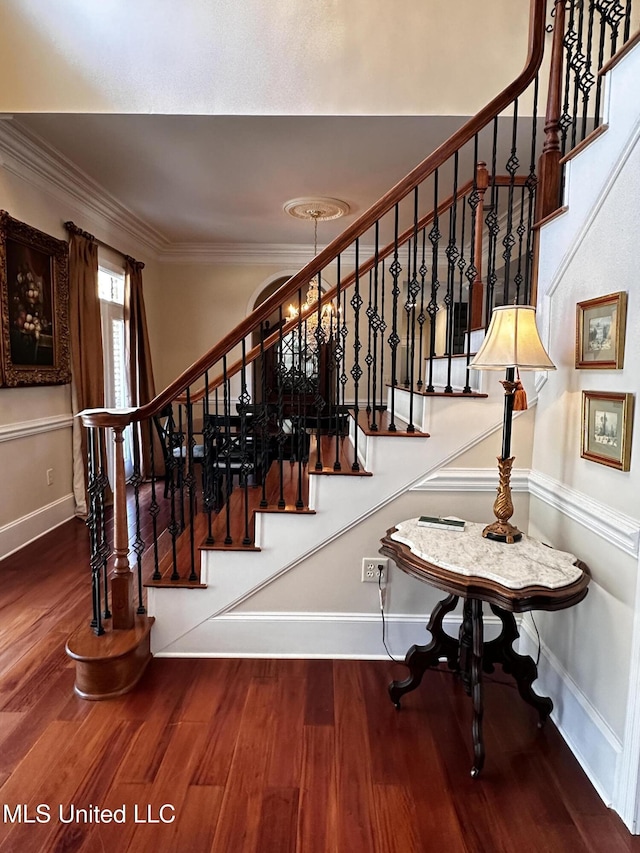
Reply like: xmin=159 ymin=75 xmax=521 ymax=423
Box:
xmin=0 ymin=493 xmax=76 ymax=561
xmin=519 ymin=617 xmax=622 ymax=807
xmin=153 ymin=609 xmax=504 ymax=658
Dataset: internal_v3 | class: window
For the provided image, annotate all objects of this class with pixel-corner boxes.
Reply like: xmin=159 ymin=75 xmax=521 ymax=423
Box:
xmin=99 ymin=266 xmax=132 ymax=477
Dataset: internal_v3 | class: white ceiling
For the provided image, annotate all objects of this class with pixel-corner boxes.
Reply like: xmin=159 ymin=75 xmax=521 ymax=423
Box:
xmin=1 ymin=1 xmax=541 ymax=253
xmin=14 ymin=114 xmax=470 ymax=246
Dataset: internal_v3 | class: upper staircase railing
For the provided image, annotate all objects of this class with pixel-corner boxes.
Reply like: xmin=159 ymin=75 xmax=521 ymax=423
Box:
xmin=77 ymin=0 xmax=636 ymax=641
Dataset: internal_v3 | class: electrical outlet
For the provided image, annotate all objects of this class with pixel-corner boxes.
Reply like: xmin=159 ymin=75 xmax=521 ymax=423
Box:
xmin=361 ymin=557 xmax=388 ymax=583
xmin=46 ymin=468 xmax=54 ymax=486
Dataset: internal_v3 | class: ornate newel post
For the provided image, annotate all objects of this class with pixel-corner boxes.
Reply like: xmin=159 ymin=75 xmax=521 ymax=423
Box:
xmin=66 ymin=408 xmax=153 ymax=701
xmin=536 ymin=0 xmax=566 ymax=223
xmin=110 ymin=423 xmax=135 ymax=629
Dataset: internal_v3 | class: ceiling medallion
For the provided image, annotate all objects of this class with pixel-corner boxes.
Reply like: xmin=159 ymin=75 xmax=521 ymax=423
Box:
xmin=283 ymin=197 xmax=350 ymax=222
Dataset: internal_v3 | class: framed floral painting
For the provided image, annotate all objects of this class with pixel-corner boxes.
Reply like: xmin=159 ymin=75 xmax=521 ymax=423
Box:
xmin=0 ymin=211 xmax=71 ymax=386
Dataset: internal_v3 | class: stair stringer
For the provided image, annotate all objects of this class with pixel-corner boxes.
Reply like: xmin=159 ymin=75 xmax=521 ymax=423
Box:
xmin=148 ymin=381 xmax=512 ymax=655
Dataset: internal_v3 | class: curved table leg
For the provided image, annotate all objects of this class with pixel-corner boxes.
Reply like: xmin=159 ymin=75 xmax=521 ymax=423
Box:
xmin=470 ymin=598 xmax=485 ymax=777
xmin=388 ymin=593 xmax=459 ymax=709
xmin=484 ymin=605 xmax=553 ymax=725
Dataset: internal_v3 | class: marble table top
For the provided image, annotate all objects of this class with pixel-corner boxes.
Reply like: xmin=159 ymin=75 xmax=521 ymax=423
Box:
xmin=391 ymin=518 xmax=583 ymax=590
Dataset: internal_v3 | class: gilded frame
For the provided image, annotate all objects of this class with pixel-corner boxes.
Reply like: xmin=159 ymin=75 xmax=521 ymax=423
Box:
xmin=0 ymin=211 xmax=71 ymax=386
xmin=575 ymin=291 xmax=627 ymax=369
xmin=581 ymin=390 xmax=634 ymax=471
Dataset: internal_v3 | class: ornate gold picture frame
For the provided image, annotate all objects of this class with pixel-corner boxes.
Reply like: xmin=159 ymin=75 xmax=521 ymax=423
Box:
xmin=581 ymin=390 xmax=634 ymax=471
xmin=575 ymin=291 xmax=627 ymax=369
xmin=0 ymin=211 xmax=71 ymax=386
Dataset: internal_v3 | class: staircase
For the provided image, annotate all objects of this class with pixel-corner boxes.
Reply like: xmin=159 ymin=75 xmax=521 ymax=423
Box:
xmin=65 ymin=0 xmax=638 ymax=693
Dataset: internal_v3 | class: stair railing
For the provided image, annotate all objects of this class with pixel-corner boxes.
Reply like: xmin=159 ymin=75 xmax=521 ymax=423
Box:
xmin=537 ymin=0 xmax=637 ymax=220
xmin=80 ymin=0 xmax=551 ymax=635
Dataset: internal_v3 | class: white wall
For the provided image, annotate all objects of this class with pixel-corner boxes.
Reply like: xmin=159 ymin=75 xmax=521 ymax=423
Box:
xmin=0 ymin=1 xmax=535 ymax=116
xmin=531 ymin=44 xmax=640 ymax=819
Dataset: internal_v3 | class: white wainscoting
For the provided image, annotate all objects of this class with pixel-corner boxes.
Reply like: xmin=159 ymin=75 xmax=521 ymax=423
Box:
xmin=155 ymin=609 xmax=504 ymax=659
xmin=519 ymin=617 xmax=622 ymax=808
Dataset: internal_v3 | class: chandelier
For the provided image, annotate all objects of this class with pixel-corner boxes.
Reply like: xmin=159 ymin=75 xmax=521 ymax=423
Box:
xmin=284 ymin=197 xmax=349 ymax=352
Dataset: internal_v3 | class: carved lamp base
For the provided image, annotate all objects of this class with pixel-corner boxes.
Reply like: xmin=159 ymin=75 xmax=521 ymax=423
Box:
xmin=483 ymin=455 xmax=522 ymax=544
xmin=482 ymin=519 xmax=523 ymax=544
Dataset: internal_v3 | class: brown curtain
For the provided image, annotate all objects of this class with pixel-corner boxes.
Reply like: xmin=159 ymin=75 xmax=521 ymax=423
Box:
xmin=67 ymin=226 xmax=105 ymax=516
xmin=125 ymin=256 xmax=157 ymax=478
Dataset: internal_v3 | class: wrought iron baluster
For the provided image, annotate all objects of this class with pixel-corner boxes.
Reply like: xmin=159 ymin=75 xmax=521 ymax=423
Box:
xmin=444 ymin=151 xmax=460 ymax=393
xmin=202 ymin=369 xmax=216 ymax=543
xmin=370 ymin=221 xmax=381 ymax=432
xmin=407 ymin=187 xmax=420 ymax=427
xmin=222 ymin=357 xmax=233 ymax=544
xmin=524 ymin=75 xmax=539 ymax=305
xmin=502 ymin=98 xmax=521 ymax=306
xmin=295 ymin=290 xmax=305 ymax=508
xmin=560 ymin=1 xmax=578 ymax=156
xmin=624 ymin=0 xmax=632 ymax=41
xmin=416 ymin=227 xmax=427 ymax=390
xmin=86 ymin=428 xmax=104 ymax=635
xmin=580 ymin=0 xmax=597 ymax=141
xmin=185 ymin=387 xmax=198 ymax=579
xmin=275 ymin=307 xmax=286 ymax=509
xmin=176 ymin=403 xmax=186 ymax=533
xmin=148 ymin=417 xmax=163 ymax=574
xmin=403 ymin=238 xmax=412 ymax=388
xmin=426 ymin=168 xmax=441 ymax=395
xmin=128 ymin=426 xmax=146 ymax=612
xmin=96 ymin=429 xmax=111 ymax=617
xmin=379 ymin=259 xmax=387 ymax=418
xmin=351 ymin=238 xmax=362 ymax=470
xmin=485 ymin=118 xmax=500 ymax=325
xmin=314 ymin=271 xmax=325 ymax=472
xmin=464 ymin=135 xmax=481 ymax=394
xmin=569 ymin=0 xmax=587 ymax=152
xmin=387 ymin=203 xmax=401 ymax=431
xmin=456 ymin=194 xmax=468 ymax=364
xmin=239 ymin=339 xmax=252 ymax=545
xmin=258 ymin=326 xmax=269 ymax=508
xmin=365 ymin=269 xmax=373 ymax=416
xmin=166 ymin=405 xmax=181 ymax=580
xmin=334 ymin=253 xmax=343 ymax=471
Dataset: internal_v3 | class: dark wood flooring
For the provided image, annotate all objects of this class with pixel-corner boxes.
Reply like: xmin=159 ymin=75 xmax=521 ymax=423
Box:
xmin=1 ymin=514 xmax=639 ymax=851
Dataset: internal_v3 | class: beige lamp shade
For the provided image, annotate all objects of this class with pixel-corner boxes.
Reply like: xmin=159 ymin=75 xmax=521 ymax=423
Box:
xmin=470 ymin=305 xmax=556 ymax=371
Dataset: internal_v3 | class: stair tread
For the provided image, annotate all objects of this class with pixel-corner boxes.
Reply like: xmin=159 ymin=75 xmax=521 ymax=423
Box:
xmin=355 ymin=409 xmax=429 ymax=436
xmin=386 ymin=382 xmax=488 ymax=399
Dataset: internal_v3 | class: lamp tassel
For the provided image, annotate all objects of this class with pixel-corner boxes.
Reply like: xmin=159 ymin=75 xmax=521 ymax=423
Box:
xmin=513 ymin=369 xmax=527 ymax=411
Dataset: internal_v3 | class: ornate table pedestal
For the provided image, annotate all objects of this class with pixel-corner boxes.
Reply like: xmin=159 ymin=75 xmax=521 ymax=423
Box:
xmin=380 ymin=519 xmax=590 ymax=777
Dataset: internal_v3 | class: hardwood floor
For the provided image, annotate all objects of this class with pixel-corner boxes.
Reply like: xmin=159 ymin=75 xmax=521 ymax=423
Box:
xmin=1 ymin=518 xmax=639 ymax=851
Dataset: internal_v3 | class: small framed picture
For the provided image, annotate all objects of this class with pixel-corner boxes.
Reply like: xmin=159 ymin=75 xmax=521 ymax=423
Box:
xmin=581 ymin=391 xmax=634 ymax=471
xmin=576 ymin=291 xmax=627 ymax=369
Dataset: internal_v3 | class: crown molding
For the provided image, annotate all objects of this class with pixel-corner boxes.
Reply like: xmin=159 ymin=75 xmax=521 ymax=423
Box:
xmin=156 ymin=242 xmax=370 ymax=266
xmin=0 ymin=120 xmax=168 ymax=254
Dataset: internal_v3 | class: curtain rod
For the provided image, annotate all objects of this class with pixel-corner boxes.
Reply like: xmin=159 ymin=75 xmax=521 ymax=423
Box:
xmin=64 ymin=220 xmax=145 ymax=270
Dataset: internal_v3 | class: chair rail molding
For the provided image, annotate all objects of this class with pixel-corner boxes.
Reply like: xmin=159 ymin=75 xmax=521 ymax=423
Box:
xmin=528 ymin=469 xmax=640 ymax=558
xmin=0 ymin=414 xmax=73 ymax=443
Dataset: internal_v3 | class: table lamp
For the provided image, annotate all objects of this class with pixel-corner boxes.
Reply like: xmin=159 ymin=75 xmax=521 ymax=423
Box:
xmin=470 ymin=305 xmax=555 ymax=543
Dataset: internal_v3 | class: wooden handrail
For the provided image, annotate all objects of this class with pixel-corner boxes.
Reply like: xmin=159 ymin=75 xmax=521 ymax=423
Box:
xmin=81 ymin=0 xmax=547 ymax=430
